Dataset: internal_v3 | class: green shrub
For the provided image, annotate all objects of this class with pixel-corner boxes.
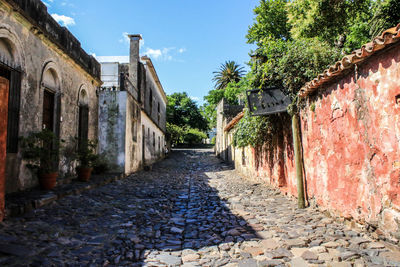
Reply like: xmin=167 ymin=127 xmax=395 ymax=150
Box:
xmin=183 ymin=128 xmax=207 ymax=145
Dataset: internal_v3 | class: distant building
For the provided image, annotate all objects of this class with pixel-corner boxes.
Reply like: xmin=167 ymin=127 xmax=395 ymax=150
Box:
xmin=98 ymin=35 xmax=167 ymax=175
xmin=0 ymin=0 xmax=101 ymax=219
xmin=215 ymin=98 xmax=244 ymax=162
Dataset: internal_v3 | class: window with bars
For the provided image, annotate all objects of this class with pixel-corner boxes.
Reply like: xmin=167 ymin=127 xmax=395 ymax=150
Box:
xmin=0 ymin=67 xmax=21 ymax=153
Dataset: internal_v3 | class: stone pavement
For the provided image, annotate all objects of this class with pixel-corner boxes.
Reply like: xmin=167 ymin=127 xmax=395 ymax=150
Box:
xmin=0 ymin=148 xmax=399 ymax=266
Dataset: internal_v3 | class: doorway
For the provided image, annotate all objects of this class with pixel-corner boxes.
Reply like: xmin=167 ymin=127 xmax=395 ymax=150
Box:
xmin=0 ymin=76 xmax=9 ymax=220
xmin=78 ymin=105 xmax=89 ymax=150
xmin=43 ymin=90 xmax=55 ymax=131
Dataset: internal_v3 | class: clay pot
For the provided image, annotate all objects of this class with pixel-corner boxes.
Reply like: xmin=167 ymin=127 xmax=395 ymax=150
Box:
xmin=77 ymin=167 xmax=93 ymax=182
xmin=39 ymin=172 xmax=58 ymax=190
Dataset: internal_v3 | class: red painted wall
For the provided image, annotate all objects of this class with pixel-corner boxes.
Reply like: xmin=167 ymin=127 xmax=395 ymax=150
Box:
xmin=230 ymin=43 xmax=400 ymax=240
xmin=300 ymin=45 xmax=400 ymax=240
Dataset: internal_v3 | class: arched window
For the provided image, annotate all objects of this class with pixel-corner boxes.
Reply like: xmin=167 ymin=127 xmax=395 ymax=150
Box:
xmin=41 ymin=67 xmax=60 ymax=133
xmin=77 ymin=87 xmax=89 ymax=149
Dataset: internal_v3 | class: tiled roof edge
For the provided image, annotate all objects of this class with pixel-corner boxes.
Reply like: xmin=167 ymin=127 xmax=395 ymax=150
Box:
xmin=299 ymin=23 xmax=400 ymax=98
xmin=5 ymin=0 xmax=101 ymax=80
xmin=224 ymin=111 xmax=244 ymax=132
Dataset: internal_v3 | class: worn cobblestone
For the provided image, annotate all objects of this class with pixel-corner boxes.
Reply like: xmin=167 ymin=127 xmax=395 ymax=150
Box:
xmin=0 ymin=148 xmax=399 ymax=266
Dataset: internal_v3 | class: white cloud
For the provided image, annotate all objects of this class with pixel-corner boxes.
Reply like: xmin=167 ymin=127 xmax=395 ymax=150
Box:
xmin=51 ymin=14 xmax=75 ymax=27
xmin=119 ymin=32 xmax=145 ymax=48
xmin=145 ymin=48 xmax=163 ymax=59
xmin=190 ymin=96 xmax=200 ymax=101
xmin=179 ymin=48 xmax=186 ymax=53
xmin=119 ymin=32 xmax=130 ymax=45
xmin=144 ymin=47 xmax=181 ymax=61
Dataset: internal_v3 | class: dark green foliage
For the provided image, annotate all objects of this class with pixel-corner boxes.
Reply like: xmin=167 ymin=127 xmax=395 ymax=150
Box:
xmin=166 ymin=122 xmax=207 ymax=146
xmin=212 ymin=61 xmax=245 ymax=90
xmin=166 ymin=122 xmax=185 ymax=145
xmin=370 ymin=0 xmax=400 ymax=38
xmin=183 ymin=128 xmax=207 ymax=145
xmin=167 ymin=92 xmax=208 ymax=132
xmin=76 ymin=139 xmax=98 ymax=168
xmin=203 ymin=73 xmax=250 ymax=128
xmin=247 ymin=0 xmax=291 ymax=45
xmin=92 ymin=153 xmax=110 ymax=174
xmin=233 ymin=109 xmax=291 ymax=148
xmin=20 ymin=130 xmax=63 ymax=174
xmin=288 ymin=0 xmax=374 ymax=51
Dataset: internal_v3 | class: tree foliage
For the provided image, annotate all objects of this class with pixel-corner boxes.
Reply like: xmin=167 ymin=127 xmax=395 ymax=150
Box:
xmin=247 ymin=0 xmax=291 ymax=45
xmin=166 ymin=92 xmax=209 ymax=146
xmin=203 ymin=61 xmax=247 ymax=128
xmin=166 ymin=122 xmax=207 ymax=146
xmin=167 ymin=92 xmax=208 ymax=132
xmin=212 ymin=61 xmax=245 ymax=90
xmin=369 ymin=0 xmax=400 ymax=38
xmin=213 ymin=0 xmax=400 ymax=149
xmin=183 ymin=128 xmax=207 ymax=145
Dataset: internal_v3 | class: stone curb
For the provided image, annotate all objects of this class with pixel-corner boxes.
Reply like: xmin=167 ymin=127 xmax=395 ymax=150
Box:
xmin=5 ymin=172 xmax=126 ymax=218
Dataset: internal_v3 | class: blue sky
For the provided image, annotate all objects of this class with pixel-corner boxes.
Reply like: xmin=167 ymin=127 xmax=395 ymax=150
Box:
xmin=44 ymin=0 xmax=258 ymax=104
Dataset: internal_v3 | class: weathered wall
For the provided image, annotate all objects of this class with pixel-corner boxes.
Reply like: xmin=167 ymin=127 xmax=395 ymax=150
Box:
xmin=142 ymin=61 xmax=167 ymax=133
xmin=0 ymin=1 xmax=100 ymax=193
xmin=141 ymin=112 xmax=165 ymax=165
xmin=215 ymin=100 xmax=227 ymax=159
xmin=98 ymin=91 xmax=126 ymax=173
xmin=233 ymin=131 xmax=297 ymax=195
xmin=300 ymin=44 xmax=400 ymax=240
xmin=124 ymin=93 xmax=141 ymax=174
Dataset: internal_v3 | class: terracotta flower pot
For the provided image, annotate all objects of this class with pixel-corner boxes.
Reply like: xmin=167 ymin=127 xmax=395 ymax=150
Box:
xmin=39 ymin=172 xmax=58 ymax=190
xmin=77 ymin=167 xmax=93 ymax=182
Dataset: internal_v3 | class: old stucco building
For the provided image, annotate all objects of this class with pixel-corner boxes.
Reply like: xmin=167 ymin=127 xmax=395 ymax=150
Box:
xmin=0 ymin=0 xmax=101 ymax=220
xmin=98 ymin=35 xmax=167 ymax=175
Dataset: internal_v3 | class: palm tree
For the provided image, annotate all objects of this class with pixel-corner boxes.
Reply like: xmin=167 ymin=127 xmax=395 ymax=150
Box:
xmin=212 ymin=61 xmax=245 ymax=90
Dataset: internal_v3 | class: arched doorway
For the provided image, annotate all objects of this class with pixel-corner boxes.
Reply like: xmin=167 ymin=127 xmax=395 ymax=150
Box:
xmin=41 ymin=67 xmax=60 ymax=134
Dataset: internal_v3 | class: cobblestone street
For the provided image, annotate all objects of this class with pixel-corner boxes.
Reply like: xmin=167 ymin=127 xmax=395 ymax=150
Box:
xmin=0 ymin=149 xmax=399 ymax=266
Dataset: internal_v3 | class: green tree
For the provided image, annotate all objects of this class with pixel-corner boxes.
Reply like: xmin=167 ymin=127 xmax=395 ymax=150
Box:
xmin=167 ymin=92 xmax=208 ymax=132
xmin=212 ymin=61 xmax=245 ymax=90
xmin=166 ymin=122 xmax=185 ymax=146
xmin=288 ymin=0 xmax=375 ymax=52
xmin=247 ymin=0 xmax=291 ymax=45
xmin=183 ymin=128 xmax=207 ymax=145
xmin=370 ymin=0 xmax=400 ymax=38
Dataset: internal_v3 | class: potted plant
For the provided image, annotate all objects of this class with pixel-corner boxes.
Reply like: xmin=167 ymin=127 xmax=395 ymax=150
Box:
xmin=75 ymin=139 xmax=97 ymax=182
xmin=20 ymin=130 xmax=62 ymax=190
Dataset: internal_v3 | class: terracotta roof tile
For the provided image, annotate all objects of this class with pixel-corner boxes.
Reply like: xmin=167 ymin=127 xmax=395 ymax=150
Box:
xmin=224 ymin=111 xmax=244 ymax=132
xmin=299 ymin=24 xmax=400 ymax=97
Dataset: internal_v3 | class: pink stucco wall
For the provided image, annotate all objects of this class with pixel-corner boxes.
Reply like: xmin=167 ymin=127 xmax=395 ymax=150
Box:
xmin=300 ymin=44 xmax=400 ymax=240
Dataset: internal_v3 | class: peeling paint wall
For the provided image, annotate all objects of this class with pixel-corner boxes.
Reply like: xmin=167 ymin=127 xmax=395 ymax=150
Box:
xmin=141 ymin=113 xmax=165 ymax=165
xmin=98 ymin=91 xmax=126 ymax=173
xmin=0 ymin=1 xmax=100 ymax=193
xmin=216 ymin=43 xmax=400 ymax=241
xmin=300 ymin=44 xmax=400 ymax=241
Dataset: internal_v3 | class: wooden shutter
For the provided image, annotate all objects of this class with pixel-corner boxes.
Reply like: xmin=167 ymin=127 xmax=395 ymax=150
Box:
xmin=6 ymin=71 xmax=21 ymax=153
